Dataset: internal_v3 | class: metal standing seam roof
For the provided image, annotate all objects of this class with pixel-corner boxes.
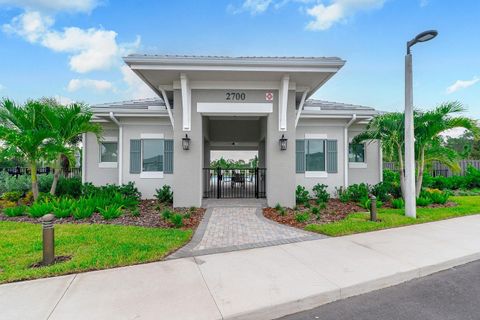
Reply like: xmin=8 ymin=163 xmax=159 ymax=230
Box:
xmin=92 ymin=98 xmax=376 ymax=112
xmin=124 ymin=54 xmax=344 ymax=62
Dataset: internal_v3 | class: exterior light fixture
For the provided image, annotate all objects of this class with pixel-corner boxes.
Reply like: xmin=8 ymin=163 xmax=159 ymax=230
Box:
xmin=404 ymin=29 xmax=438 ymax=218
xmin=279 ymin=134 xmax=287 ymax=151
xmin=182 ymin=134 xmax=191 ymax=150
xmin=407 ymin=30 xmax=438 ymax=54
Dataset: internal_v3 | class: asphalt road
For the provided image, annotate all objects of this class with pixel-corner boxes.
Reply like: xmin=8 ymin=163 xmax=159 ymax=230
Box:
xmin=278 ymin=260 xmax=480 ymax=320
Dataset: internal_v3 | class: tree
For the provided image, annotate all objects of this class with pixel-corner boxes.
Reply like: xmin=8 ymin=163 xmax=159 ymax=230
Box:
xmin=0 ymin=99 xmax=58 ymax=200
xmin=42 ymin=100 xmax=102 ymax=195
xmin=413 ymin=102 xmax=479 ymax=196
xmin=354 ymin=101 xmax=479 ymax=199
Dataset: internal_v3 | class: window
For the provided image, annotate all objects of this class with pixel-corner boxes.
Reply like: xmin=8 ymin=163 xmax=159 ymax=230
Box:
xmin=305 ymin=139 xmax=325 ymax=171
xmin=142 ymin=139 xmax=164 ymax=172
xmin=349 ymin=143 xmax=365 ymax=163
xmin=100 ymin=142 xmax=118 ymax=162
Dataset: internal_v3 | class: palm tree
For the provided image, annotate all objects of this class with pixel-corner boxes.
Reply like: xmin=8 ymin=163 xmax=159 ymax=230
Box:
xmin=353 ymin=112 xmax=407 ymax=196
xmin=0 ymin=99 xmax=58 ymax=200
xmin=42 ymin=100 xmax=102 ymax=195
xmin=413 ymin=102 xmax=479 ymax=196
xmin=354 ymin=102 xmax=479 ymax=199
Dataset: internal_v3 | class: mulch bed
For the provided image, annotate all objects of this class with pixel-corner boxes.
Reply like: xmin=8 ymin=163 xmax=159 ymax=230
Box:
xmin=264 ymin=198 xmax=458 ymax=229
xmin=264 ymin=199 xmax=365 ymax=229
xmin=31 ymin=256 xmax=72 ymax=268
xmin=0 ymin=200 xmax=206 ymax=230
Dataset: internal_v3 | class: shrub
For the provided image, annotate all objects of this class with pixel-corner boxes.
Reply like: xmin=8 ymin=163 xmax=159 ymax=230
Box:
xmin=189 ymin=206 xmax=197 ymax=213
xmin=361 ymin=198 xmax=383 ymax=210
xmin=278 ymin=207 xmax=286 ymax=216
xmin=51 ymin=198 xmax=75 ymax=219
xmin=422 ymin=188 xmax=450 ymax=205
xmin=371 ymin=182 xmax=393 ymax=202
xmin=3 ymin=205 xmax=26 ymax=217
xmin=295 ymin=212 xmax=310 ymax=223
xmin=312 ymin=184 xmax=329 ymax=203
xmin=310 ymin=207 xmax=321 ymax=219
xmin=0 ymin=200 xmax=17 ymax=209
xmin=170 ymin=213 xmax=184 ymax=228
xmin=82 ymin=182 xmax=141 ymax=201
xmin=161 ymin=209 xmax=173 ymax=220
xmin=317 ymin=201 xmax=327 ymax=210
xmin=295 ymin=185 xmax=310 ymax=205
xmin=130 ymin=207 xmax=140 ymax=217
xmin=416 ymin=197 xmax=432 ymax=207
xmin=335 ymin=186 xmax=350 ymax=203
xmin=56 ymin=177 xmax=82 ymax=198
xmin=37 ymin=192 xmax=56 ymax=203
xmin=72 ymin=197 xmax=95 ymax=219
xmin=28 ymin=201 xmax=54 ymax=218
xmin=464 ymin=165 xmax=480 ymax=189
xmin=347 ymin=183 xmax=370 ymax=202
xmin=99 ymin=205 xmax=124 ymax=220
xmin=391 ymin=198 xmax=405 ymax=209
xmin=2 ymin=191 xmax=23 ymax=202
xmin=0 ymin=172 xmax=30 ymax=194
xmin=22 ymin=191 xmax=34 ymax=205
xmin=274 ymin=203 xmax=282 ymax=211
xmin=155 ymin=185 xmax=173 ymax=204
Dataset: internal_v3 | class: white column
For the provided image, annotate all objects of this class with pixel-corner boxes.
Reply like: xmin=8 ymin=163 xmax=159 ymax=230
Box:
xmin=278 ymin=75 xmax=289 ymax=131
xmin=404 ymin=53 xmax=416 ymax=218
xmin=180 ymin=73 xmax=191 ymax=131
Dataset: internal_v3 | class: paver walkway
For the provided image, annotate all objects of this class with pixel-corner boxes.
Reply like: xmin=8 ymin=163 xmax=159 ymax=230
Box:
xmin=169 ymin=200 xmax=324 ymax=258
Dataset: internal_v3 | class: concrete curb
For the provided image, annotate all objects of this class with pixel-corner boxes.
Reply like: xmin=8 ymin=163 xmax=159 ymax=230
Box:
xmin=224 ymin=253 xmax=480 ymax=320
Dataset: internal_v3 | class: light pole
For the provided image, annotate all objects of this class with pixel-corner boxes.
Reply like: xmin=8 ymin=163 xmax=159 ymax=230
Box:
xmin=404 ymin=30 xmax=438 ymax=218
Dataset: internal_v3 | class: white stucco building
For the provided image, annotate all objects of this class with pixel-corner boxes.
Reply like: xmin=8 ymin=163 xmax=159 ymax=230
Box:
xmin=84 ymin=55 xmax=381 ymax=208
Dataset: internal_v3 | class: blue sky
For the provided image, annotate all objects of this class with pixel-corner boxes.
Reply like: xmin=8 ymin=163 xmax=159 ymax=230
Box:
xmin=0 ymin=0 xmax=479 ymax=118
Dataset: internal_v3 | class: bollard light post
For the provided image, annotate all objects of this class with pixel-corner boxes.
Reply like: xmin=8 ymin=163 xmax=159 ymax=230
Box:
xmin=370 ymin=195 xmax=377 ymax=222
xmin=41 ymin=214 xmax=55 ymax=265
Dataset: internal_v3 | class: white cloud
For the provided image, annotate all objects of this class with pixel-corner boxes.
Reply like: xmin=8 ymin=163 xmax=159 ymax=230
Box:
xmin=121 ymin=65 xmax=155 ymax=100
xmin=3 ymin=10 xmax=140 ymax=73
xmin=2 ymin=11 xmax=53 ymax=42
xmin=241 ymin=0 xmax=273 ymax=14
xmin=230 ymin=0 xmax=314 ymax=14
xmin=0 ymin=0 xmax=99 ymax=13
xmin=446 ymin=76 xmax=479 ymax=94
xmin=67 ymin=79 xmax=114 ymax=93
xmin=54 ymin=95 xmax=74 ymax=105
xmin=306 ymin=0 xmax=385 ymax=31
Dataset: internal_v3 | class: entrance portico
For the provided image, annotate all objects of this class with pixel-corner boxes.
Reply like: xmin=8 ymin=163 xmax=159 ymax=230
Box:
xmin=123 ymin=55 xmax=346 ymax=208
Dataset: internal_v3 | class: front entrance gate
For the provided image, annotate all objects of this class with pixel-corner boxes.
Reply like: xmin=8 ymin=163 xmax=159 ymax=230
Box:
xmin=203 ymin=168 xmax=266 ymax=198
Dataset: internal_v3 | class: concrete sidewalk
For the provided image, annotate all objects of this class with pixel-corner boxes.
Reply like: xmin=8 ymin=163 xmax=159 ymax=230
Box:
xmin=2 ymin=215 xmax=480 ymax=320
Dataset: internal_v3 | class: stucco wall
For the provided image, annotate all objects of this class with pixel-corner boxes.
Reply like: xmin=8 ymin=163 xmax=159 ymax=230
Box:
xmin=295 ymin=119 xmax=381 ymax=198
xmin=295 ymin=119 xmax=346 ymax=196
xmin=84 ymin=126 xmax=118 ymax=186
xmin=121 ymin=119 xmax=174 ymax=199
xmin=348 ymin=126 xmax=382 ymax=186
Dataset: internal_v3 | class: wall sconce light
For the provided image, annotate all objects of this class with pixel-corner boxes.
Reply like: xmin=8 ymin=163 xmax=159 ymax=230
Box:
xmin=279 ymin=134 xmax=287 ymax=151
xmin=182 ymin=134 xmax=191 ymax=150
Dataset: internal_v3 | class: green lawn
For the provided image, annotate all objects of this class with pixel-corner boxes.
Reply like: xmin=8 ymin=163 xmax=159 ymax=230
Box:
xmin=0 ymin=222 xmax=192 ymax=284
xmin=306 ymin=196 xmax=480 ymax=237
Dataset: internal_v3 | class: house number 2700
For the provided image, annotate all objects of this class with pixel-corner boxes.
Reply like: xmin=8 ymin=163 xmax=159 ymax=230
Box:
xmin=225 ymin=92 xmax=246 ymax=101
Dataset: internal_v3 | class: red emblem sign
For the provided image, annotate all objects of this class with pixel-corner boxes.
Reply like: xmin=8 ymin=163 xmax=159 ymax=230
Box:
xmin=265 ymin=92 xmax=274 ymax=101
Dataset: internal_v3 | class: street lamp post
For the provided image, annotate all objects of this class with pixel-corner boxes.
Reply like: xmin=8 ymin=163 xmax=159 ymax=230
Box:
xmin=404 ymin=30 xmax=438 ymax=218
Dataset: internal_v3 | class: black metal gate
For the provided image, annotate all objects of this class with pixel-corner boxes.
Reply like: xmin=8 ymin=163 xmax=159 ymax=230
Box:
xmin=203 ymin=168 xmax=266 ymax=198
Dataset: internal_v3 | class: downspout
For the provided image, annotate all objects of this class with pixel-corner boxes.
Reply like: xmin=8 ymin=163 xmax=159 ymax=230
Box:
xmin=344 ymin=114 xmax=357 ymax=187
xmin=81 ymin=133 xmax=86 ymax=184
xmin=294 ymin=89 xmax=309 ymax=128
xmin=109 ymin=112 xmax=123 ymax=185
xmin=159 ymin=87 xmax=175 ymax=128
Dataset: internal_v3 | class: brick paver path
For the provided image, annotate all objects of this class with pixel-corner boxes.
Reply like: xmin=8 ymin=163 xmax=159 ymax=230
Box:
xmin=194 ymin=207 xmax=315 ymax=250
xmin=168 ymin=204 xmax=325 ymax=259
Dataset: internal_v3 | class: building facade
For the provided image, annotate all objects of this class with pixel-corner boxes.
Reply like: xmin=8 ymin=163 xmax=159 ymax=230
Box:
xmin=84 ymin=55 xmax=381 ymax=208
